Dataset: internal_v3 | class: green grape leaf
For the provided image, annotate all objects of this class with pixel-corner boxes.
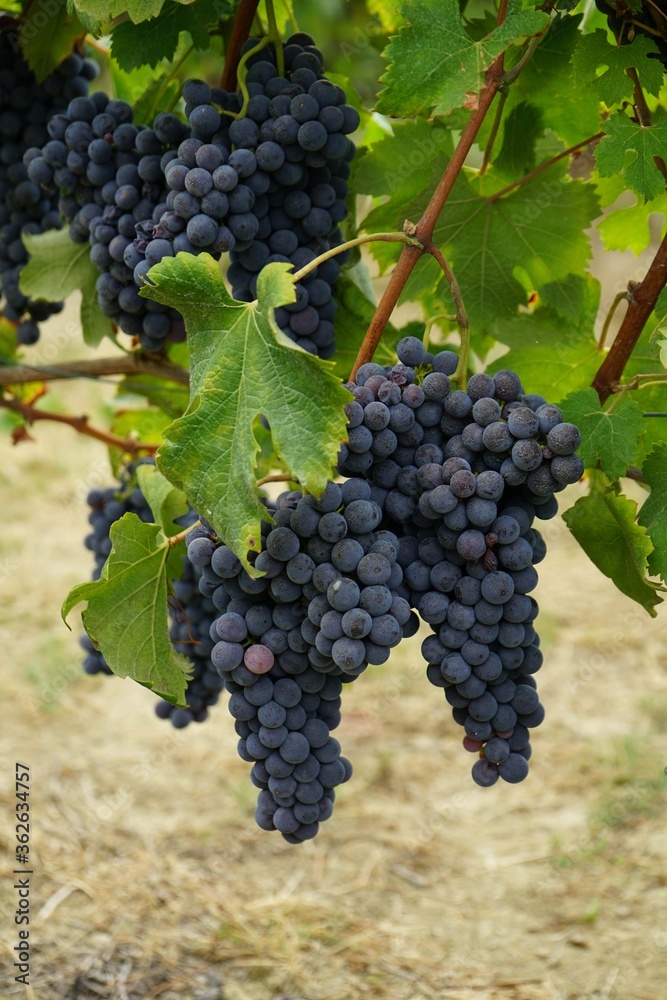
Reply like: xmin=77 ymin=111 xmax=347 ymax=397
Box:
xmin=66 ymin=0 xmax=105 ymax=35
xmin=621 ymin=321 xmax=667 ymax=466
xmin=62 ymin=514 xmax=192 ymax=705
xmin=20 ymin=0 xmax=86 ymax=81
xmin=73 ymin=0 xmax=166 ymax=25
xmin=493 ymin=101 xmax=543 ymax=178
xmin=491 ymin=337 xmax=601 ymax=403
xmin=361 ymin=156 xmax=599 ymax=336
xmin=376 ymin=0 xmax=549 ymax=118
xmin=571 ymin=29 xmax=664 ymax=105
xmin=487 ymin=279 xmax=601 ymax=402
xmin=596 ymin=113 xmax=667 ymax=202
xmin=559 ymin=388 xmax=643 ymax=481
xmin=352 ymin=118 xmax=453 ymax=204
xmin=136 ymin=463 xmax=189 ymax=537
xmin=116 ymin=373 xmax=189 ymax=419
xmin=19 ymin=230 xmax=113 ymax=347
xmin=432 ymin=167 xmax=600 ymax=331
xmin=638 ymin=443 xmax=667 ymax=582
xmin=597 ymin=191 xmax=667 ymax=256
xmin=563 ymin=491 xmax=661 ymax=616
xmin=110 ymin=0 xmax=226 ymax=70
xmin=489 ymin=14 xmax=600 ymax=147
xmin=140 ymin=254 xmax=350 ymax=572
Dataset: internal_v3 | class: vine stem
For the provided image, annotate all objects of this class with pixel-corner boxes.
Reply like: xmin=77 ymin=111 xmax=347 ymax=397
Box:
xmin=221 ymin=0 xmax=262 ymax=90
xmin=597 ymin=290 xmax=630 ymax=350
xmin=424 ymin=245 xmax=469 ymax=385
xmin=256 ymin=473 xmax=298 ymax=487
xmin=593 ymin=227 xmax=667 ymax=404
xmin=349 ymin=0 xmax=512 ymax=381
xmin=488 ymin=131 xmax=605 ymax=203
xmin=168 ymin=521 xmax=201 ymax=547
xmin=479 ymin=89 xmax=507 ymax=177
xmin=265 ymin=0 xmax=284 ymax=78
xmin=0 ymin=355 xmax=190 ymax=387
xmin=235 ymin=36 xmax=272 ymax=118
xmin=291 ymin=231 xmax=421 ymax=284
xmin=0 ymin=397 xmax=160 ymax=454
xmin=146 ymin=44 xmax=195 ymax=121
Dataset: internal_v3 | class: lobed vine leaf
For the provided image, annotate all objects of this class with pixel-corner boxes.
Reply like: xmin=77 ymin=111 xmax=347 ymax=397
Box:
xmin=493 ymin=101 xmax=543 ymax=178
xmin=62 ymin=514 xmax=192 ymax=705
xmin=496 ymin=14 xmax=600 ymax=147
xmin=361 ymin=156 xmax=599 ymax=337
xmin=596 ymin=113 xmax=667 ymax=202
xmin=111 ymin=0 xmax=229 ymax=70
xmin=376 ymin=0 xmax=549 ymax=119
xmin=19 ymin=230 xmax=114 ymax=347
xmin=571 ymin=30 xmax=663 ymax=106
xmin=139 ymin=254 xmax=350 ymax=572
xmin=21 ymin=0 xmax=86 ymax=81
xmin=72 ymin=0 xmax=165 ymax=27
xmin=560 ymin=388 xmax=644 ymax=482
xmin=563 ymin=491 xmax=661 ymax=616
xmin=638 ymin=443 xmax=667 ymax=582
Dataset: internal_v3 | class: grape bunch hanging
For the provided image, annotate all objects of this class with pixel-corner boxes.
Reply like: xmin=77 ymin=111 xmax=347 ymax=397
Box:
xmin=83 ymin=340 xmax=582 ymax=844
xmin=22 ymin=32 xmax=356 ymax=355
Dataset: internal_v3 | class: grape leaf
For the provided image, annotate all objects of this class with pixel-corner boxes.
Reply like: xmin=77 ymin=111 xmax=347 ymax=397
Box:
xmin=376 ymin=0 xmax=549 ymax=118
xmin=356 ymin=117 xmax=600 ymax=331
xmin=638 ymin=443 xmax=667 ymax=582
xmin=484 ymin=13 xmax=600 ymax=147
xmin=659 ymin=338 xmax=667 ymax=368
xmin=62 ymin=514 xmax=192 ymax=705
xmin=563 ymin=491 xmax=661 ymax=616
xmin=559 ymin=387 xmax=643 ymax=481
xmin=20 ymin=0 xmax=86 ymax=81
xmin=596 ymin=113 xmax=667 ymax=203
xmin=136 ymin=463 xmax=189 ymax=537
xmin=571 ymin=29 xmax=663 ymax=105
xmin=493 ymin=101 xmax=543 ymax=178
xmin=116 ymin=372 xmax=189 ymax=419
xmin=597 ymin=191 xmax=667 ymax=256
xmin=352 ymin=118 xmax=453 ymax=205
xmin=72 ymin=0 xmax=166 ymax=26
xmin=363 ymin=162 xmax=599 ymax=336
xmin=621 ymin=322 xmax=667 ymax=466
xmin=139 ymin=254 xmax=350 ymax=572
xmin=19 ymin=230 xmax=114 ymax=347
xmin=111 ymin=0 xmax=227 ymax=70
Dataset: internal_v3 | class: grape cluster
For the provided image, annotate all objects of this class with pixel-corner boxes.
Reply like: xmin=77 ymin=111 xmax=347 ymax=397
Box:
xmin=184 ymin=481 xmax=420 ymax=841
xmin=339 ymin=336 xmax=582 ymax=786
xmin=140 ymin=33 xmax=357 ymax=357
xmin=82 ymin=469 xmax=221 ymax=727
xmin=0 ymin=37 xmax=98 ymax=344
xmin=155 ymin=548 xmax=224 ymax=728
xmin=26 ymin=95 xmax=188 ymax=350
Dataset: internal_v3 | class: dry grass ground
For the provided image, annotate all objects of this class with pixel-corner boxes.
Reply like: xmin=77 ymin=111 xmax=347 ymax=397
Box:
xmin=0 ymin=314 xmax=666 ymax=1000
